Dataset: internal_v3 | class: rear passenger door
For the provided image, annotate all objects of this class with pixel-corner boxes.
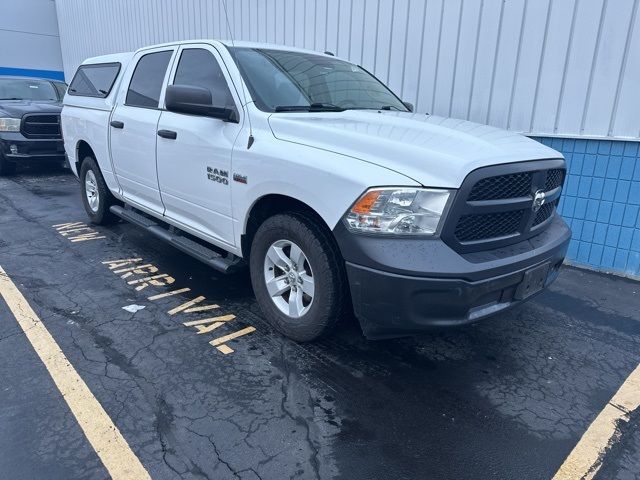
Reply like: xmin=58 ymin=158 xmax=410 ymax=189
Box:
xmin=156 ymin=44 xmax=242 ymax=247
xmin=110 ymin=47 xmax=175 ymax=213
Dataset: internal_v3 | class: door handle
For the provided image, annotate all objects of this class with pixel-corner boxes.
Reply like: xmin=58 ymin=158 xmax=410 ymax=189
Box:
xmin=110 ymin=120 xmax=124 ymax=129
xmin=157 ymin=129 xmax=177 ymax=140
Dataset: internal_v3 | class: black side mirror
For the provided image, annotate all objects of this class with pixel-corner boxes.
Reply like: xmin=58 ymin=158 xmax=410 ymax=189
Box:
xmin=165 ymin=84 xmax=235 ymax=122
xmin=403 ymin=101 xmax=414 ymax=112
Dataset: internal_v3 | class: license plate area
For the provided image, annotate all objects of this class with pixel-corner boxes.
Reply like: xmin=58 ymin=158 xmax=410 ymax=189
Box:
xmin=515 ymin=263 xmax=550 ymax=300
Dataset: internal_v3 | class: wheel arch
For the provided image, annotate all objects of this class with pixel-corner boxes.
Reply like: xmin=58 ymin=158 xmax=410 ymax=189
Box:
xmin=241 ymin=194 xmax=338 ymax=260
xmin=75 ymin=140 xmax=96 ymax=173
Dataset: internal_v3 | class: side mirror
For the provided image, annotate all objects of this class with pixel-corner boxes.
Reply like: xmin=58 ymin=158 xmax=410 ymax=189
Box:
xmin=165 ymin=84 xmax=235 ymax=121
xmin=403 ymin=101 xmax=414 ymax=112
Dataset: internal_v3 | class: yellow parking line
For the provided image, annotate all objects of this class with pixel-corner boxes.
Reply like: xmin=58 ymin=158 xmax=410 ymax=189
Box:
xmin=216 ymin=345 xmax=234 ymax=354
xmin=183 ymin=315 xmax=236 ymax=335
xmin=553 ymin=364 xmax=640 ymax=480
xmin=70 ymin=234 xmax=106 ymax=242
xmin=167 ymin=295 xmax=206 ymax=315
xmin=102 ymin=258 xmax=142 ymax=266
xmin=209 ymin=326 xmax=256 ymax=347
xmin=59 ymin=227 xmax=93 ymax=236
xmin=52 ymin=221 xmax=84 ymax=229
xmin=209 ymin=326 xmax=256 ymax=354
xmin=114 ymin=264 xmax=157 ymax=275
xmin=184 ymin=304 xmax=220 ymax=313
xmin=148 ymin=287 xmax=191 ymax=300
xmin=127 ymin=273 xmax=169 ymax=285
xmin=0 ymin=266 xmax=151 ymax=480
xmin=183 ymin=315 xmax=236 ymax=327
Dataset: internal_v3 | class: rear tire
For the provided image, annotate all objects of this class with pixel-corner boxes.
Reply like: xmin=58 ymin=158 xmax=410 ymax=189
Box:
xmin=250 ymin=213 xmax=347 ymax=342
xmin=80 ymin=156 xmax=116 ymax=224
xmin=0 ymin=156 xmax=16 ymax=176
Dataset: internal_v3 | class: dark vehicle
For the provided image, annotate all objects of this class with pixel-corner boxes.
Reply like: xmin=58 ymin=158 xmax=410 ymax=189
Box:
xmin=0 ymin=76 xmax=68 ymax=175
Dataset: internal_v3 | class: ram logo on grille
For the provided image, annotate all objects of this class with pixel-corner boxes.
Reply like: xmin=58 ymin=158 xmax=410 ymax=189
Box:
xmin=532 ymin=190 xmax=546 ymax=213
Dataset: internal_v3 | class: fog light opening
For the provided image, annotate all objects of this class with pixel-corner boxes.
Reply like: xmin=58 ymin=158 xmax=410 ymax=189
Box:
xmin=9 ymin=144 xmax=18 ymax=155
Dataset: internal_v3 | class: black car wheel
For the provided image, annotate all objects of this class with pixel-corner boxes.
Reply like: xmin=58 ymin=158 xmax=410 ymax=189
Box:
xmin=250 ymin=212 xmax=348 ymax=342
xmin=80 ymin=156 xmax=116 ymax=224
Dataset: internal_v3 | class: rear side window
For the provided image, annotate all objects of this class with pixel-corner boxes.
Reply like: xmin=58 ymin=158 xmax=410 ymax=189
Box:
xmin=68 ymin=63 xmax=120 ymax=98
xmin=126 ymin=50 xmax=172 ymax=108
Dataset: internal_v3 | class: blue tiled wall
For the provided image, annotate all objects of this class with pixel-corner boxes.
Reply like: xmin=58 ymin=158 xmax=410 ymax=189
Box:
xmin=531 ymin=137 xmax=640 ymax=279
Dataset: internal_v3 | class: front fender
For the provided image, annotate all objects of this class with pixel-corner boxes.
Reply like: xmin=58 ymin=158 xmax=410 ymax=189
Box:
xmin=230 ymin=138 xmax=419 ymax=249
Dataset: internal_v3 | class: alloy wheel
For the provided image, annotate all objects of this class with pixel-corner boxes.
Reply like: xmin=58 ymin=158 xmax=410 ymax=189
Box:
xmin=85 ymin=169 xmax=100 ymax=213
xmin=263 ymin=239 xmax=315 ymax=318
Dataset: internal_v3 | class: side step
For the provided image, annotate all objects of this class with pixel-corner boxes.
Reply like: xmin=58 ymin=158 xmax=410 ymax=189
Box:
xmin=110 ymin=205 xmax=244 ymax=274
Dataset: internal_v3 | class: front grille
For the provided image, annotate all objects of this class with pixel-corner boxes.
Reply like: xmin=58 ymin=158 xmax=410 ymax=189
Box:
xmin=468 ymin=172 xmax=532 ymax=201
xmin=455 ymin=210 xmax=524 ymax=242
xmin=21 ymin=114 xmax=61 ymax=138
xmin=533 ymin=199 xmax=559 ymax=227
xmin=441 ymin=160 xmax=566 ymax=253
xmin=545 ymin=169 xmax=565 ymax=191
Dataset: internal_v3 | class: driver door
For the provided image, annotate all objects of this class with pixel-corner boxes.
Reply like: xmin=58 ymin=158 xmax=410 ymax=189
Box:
xmin=156 ymin=44 xmax=242 ymax=248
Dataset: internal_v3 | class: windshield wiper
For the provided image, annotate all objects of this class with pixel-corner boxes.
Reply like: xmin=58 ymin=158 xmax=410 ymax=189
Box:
xmin=274 ymin=103 xmax=345 ymax=112
xmin=342 ymin=105 xmax=405 ymax=111
xmin=0 ymin=97 xmax=22 ymax=100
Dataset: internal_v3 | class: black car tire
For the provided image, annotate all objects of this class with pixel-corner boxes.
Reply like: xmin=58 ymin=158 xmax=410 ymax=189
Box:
xmin=80 ymin=156 xmax=117 ymax=225
xmin=250 ymin=212 xmax=347 ymax=342
xmin=0 ymin=155 xmax=16 ymax=176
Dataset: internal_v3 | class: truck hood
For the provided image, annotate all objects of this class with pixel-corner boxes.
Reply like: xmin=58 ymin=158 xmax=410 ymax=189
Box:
xmin=268 ymin=111 xmax=561 ymax=187
xmin=0 ymin=100 xmax=62 ymax=118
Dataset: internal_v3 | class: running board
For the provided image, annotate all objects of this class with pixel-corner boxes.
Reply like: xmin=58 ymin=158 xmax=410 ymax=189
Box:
xmin=110 ymin=205 xmax=244 ymax=274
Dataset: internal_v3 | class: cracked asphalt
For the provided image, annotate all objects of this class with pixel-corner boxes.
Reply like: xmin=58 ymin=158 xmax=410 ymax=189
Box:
xmin=0 ymin=166 xmax=639 ymax=480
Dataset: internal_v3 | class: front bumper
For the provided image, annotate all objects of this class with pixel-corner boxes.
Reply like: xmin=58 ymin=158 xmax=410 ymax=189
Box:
xmin=334 ymin=216 xmax=571 ymax=339
xmin=0 ymin=132 xmax=66 ymax=164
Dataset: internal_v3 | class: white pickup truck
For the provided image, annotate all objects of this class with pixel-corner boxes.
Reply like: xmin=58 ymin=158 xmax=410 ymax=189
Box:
xmin=62 ymin=40 xmax=571 ymax=341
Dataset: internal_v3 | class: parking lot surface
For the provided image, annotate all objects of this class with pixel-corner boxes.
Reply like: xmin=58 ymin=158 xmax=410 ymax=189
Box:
xmin=1 ymin=167 xmax=639 ymax=480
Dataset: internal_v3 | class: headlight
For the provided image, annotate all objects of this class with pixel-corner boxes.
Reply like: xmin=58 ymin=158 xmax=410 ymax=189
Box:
xmin=0 ymin=118 xmax=20 ymax=132
xmin=344 ymin=187 xmax=452 ymax=235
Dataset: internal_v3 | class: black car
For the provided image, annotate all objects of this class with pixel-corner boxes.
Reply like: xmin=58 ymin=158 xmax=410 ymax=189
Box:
xmin=0 ymin=76 xmax=68 ymax=175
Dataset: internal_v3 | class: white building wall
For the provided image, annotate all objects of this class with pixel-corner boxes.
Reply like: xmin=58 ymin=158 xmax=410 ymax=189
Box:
xmin=54 ymin=0 xmax=640 ymax=140
xmin=0 ymin=0 xmax=64 ymax=79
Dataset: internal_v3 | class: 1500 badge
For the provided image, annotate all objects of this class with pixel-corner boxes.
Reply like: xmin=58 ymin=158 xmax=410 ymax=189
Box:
xmin=207 ymin=167 xmax=229 ymax=185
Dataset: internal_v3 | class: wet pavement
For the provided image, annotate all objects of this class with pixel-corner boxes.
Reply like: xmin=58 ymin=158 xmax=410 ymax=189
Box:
xmin=0 ymin=166 xmax=639 ymax=480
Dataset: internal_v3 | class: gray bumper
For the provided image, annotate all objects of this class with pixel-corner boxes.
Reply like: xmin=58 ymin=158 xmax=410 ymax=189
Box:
xmin=334 ymin=216 xmax=572 ymax=339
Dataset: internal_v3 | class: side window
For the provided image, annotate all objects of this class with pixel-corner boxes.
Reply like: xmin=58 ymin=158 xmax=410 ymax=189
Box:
xmin=68 ymin=63 xmax=120 ymax=98
xmin=126 ymin=51 xmax=172 ymax=108
xmin=173 ymin=48 xmax=235 ymax=110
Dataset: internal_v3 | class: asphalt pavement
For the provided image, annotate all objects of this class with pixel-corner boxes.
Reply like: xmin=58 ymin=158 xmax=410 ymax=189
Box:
xmin=0 ymin=166 xmax=639 ymax=480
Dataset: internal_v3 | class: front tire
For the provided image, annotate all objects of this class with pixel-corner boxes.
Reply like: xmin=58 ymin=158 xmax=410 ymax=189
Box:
xmin=250 ymin=213 xmax=347 ymax=342
xmin=80 ymin=156 xmax=116 ymax=224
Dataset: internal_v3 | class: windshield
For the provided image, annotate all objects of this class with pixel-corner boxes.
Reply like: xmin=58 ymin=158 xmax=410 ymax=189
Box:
xmin=0 ymin=78 xmax=60 ymax=101
xmin=229 ymin=47 xmax=408 ymax=113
